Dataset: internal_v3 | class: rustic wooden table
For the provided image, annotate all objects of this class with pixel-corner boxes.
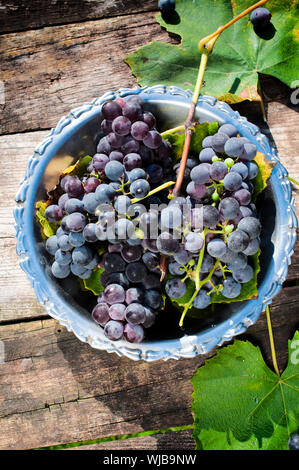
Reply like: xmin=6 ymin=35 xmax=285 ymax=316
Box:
xmin=0 ymin=1 xmax=298 ymax=450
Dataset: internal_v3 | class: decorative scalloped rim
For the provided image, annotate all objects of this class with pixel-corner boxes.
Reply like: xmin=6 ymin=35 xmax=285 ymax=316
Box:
xmin=14 ymin=85 xmax=298 ymax=361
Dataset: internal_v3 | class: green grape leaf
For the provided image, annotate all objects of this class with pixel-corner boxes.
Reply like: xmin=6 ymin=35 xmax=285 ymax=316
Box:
xmin=62 ymin=155 xmax=92 ymax=177
xmin=163 ymin=121 xmax=219 ymax=163
xmin=191 ymin=331 xmax=299 ymax=450
xmin=252 ymin=151 xmax=277 ymax=201
xmin=83 ymin=267 xmax=105 ymax=295
xmin=125 ymin=0 xmax=299 ymax=103
xmin=35 ymin=201 xmax=60 ymax=239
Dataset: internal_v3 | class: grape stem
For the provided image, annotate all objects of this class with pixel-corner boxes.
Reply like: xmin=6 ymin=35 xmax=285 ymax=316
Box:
xmin=130 ymin=180 xmax=175 ymax=204
xmin=265 ymin=305 xmax=280 ymax=376
xmin=171 ymin=0 xmax=269 ymax=198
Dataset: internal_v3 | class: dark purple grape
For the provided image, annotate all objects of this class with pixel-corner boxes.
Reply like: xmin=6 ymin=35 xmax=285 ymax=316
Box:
xmin=104 ymin=253 xmax=126 ymax=273
xmin=125 ymin=287 xmax=144 ymax=305
xmin=211 ymin=132 xmax=229 ymax=153
xmin=125 ymin=262 xmax=147 ymax=283
xmin=107 ymin=132 xmax=123 ymax=149
xmin=125 ymin=303 xmax=146 ymax=325
xmin=109 ymin=303 xmax=126 ymax=321
xmin=92 ymin=303 xmax=110 ymax=326
xmin=121 ymin=245 xmax=142 ymax=263
xmin=156 ymin=232 xmax=179 ymax=255
xmin=45 ymin=204 xmax=63 ymax=222
xmin=143 ymin=130 xmax=162 ymax=149
xmin=101 ymin=119 xmax=113 ymax=135
xmin=227 ymin=230 xmax=250 ymax=252
xmin=102 ymin=100 xmax=122 ymax=120
xmin=61 ymin=175 xmax=83 ymax=197
xmin=233 ymin=189 xmax=251 ymax=206
xmin=63 ymin=212 xmax=87 ymax=232
xmin=219 ymin=197 xmax=240 ymax=220
xmin=123 ymin=100 xmax=143 ymax=123
xmin=250 ymin=7 xmax=272 ymax=29
xmin=123 ymin=153 xmax=142 ymax=171
xmin=109 ymin=150 xmax=124 ymax=162
xmin=121 ymin=136 xmax=140 ymax=154
xmin=92 ymin=153 xmax=109 ymax=173
xmin=131 ymin=121 xmax=149 ymax=141
xmin=84 ymin=177 xmax=100 ymax=193
xmin=112 ymin=115 xmax=131 ymax=136
xmin=186 ymin=181 xmax=207 ymax=200
xmin=104 ymin=283 xmax=126 ymax=305
xmin=123 ymin=323 xmax=144 ymax=343
xmin=210 ymin=161 xmax=228 ymax=181
xmin=142 ymin=307 xmax=156 ymax=328
xmin=146 ymin=163 xmax=163 ymax=184
xmin=58 ymin=193 xmax=69 ymax=210
xmin=144 ymin=289 xmax=162 ymax=310
xmin=83 ymin=223 xmax=98 ymax=242
xmin=97 ymin=136 xmax=111 ymax=155
xmin=142 ymin=112 xmax=156 ymax=130
xmin=104 ymin=320 xmax=124 ymax=340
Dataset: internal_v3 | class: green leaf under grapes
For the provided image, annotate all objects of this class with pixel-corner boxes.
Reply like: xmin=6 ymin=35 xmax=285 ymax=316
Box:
xmin=191 ymin=330 xmax=299 ymax=450
xmin=83 ymin=267 xmax=105 ymax=295
xmin=35 ymin=201 xmax=60 ymax=239
xmin=62 ymin=155 xmax=92 ymax=177
xmin=163 ymin=121 xmax=219 ymax=162
xmin=126 ymin=0 xmax=299 ymax=103
xmin=252 ymin=151 xmax=277 ymax=201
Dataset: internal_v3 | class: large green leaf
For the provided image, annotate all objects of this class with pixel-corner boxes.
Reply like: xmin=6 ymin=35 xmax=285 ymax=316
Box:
xmin=126 ymin=0 xmax=299 ymax=103
xmin=191 ymin=331 xmax=299 ymax=450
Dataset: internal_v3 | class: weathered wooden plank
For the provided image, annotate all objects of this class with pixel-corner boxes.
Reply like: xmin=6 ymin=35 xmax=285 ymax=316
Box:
xmin=0 ymin=13 xmax=175 ymax=135
xmin=0 ymin=285 xmax=297 ymax=450
xmin=0 ymin=1 xmax=158 ymax=34
xmin=69 ymin=430 xmax=195 ymax=450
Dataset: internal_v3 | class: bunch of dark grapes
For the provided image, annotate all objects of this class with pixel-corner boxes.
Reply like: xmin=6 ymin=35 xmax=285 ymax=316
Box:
xmin=43 ymin=95 xmax=174 ymax=343
xmin=42 ymin=94 xmax=262 ymax=343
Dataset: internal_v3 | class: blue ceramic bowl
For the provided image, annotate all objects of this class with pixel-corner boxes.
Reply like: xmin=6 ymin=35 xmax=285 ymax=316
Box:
xmin=14 ymin=85 xmax=297 ymax=361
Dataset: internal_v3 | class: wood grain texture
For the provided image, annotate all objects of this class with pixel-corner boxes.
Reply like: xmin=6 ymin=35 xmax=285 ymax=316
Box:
xmin=69 ymin=430 xmax=195 ymax=450
xmin=0 ymin=13 xmax=175 ymax=135
xmin=0 ymin=1 xmax=158 ymax=33
xmin=0 ymin=284 xmax=297 ymax=450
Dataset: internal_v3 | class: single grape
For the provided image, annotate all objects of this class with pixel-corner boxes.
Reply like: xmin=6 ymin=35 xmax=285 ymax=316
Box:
xmin=144 ymin=289 xmax=162 ymax=310
xmin=57 ymin=234 xmax=72 ymax=251
xmin=123 ymin=100 xmax=143 ymax=123
xmin=84 ymin=177 xmax=100 ymax=193
xmin=105 ymin=160 xmax=124 ymax=181
xmin=83 ymin=223 xmax=98 ymax=243
xmin=211 ymin=132 xmax=229 ymax=153
xmin=104 ymin=283 xmax=126 ymax=305
xmin=114 ymin=195 xmax=131 ymax=215
xmin=219 ymin=124 xmax=238 ymax=138
xmin=202 ymin=205 xmax=220 ymax=228
xmin=157 ymin=232 xmax=179 ymax=255
xmin=125 ymin=262 xmax=147 ymax=283
xmin=104 ymin=253 xmax=126 ymax=273
xmin=190 ymin=164 xmax=210 ymax=184
xmin=92 ymin=302 xmax=110 ymax=326
xmin=202 ymin=136 xmax=214 ymax=149
xmin=168 ymin=261 xmax=184 ymax=276
xmin=210 ymin=161 xmax=228 ymax=181
xmin=101 ymin=119 xmax=113 ymax=135
xmin=128 ymin=168 xmax=147 ymax=182
xmin=72 ymin=245 xmax=93 ymax=265
xmin=160 ymin=206 xmax=183 ymax=229
xmin=121 ymin=136 xmax=140 ymax=154
xmin=250 ymin=7 xmax=272 ymax=29
xmin=143 ymin=274 xmax=161 ymax=289
xmin=104 ymin=272 xmax=130 ymax=289
xmin=68 ymin=231 xmax=85 ymax=248
xmin=85 ymin=254 xmax=100 ymax=270
xmin=121 ymin=244 xmax=142 ymax=263
xmin=114 ymin=218 xmax=135 ymax=240
xmin=123 ymin=323 xmax=144 ymax=343
xmin=108 ymin=243 xmax=123 ymax=253
xmin=109 ymin=150 xmax=124 ymax=162
xmin=51 ymin=261 xmax=70 ymax=279
xmin=230 ymin=162 xmax=248 ymax=180
xmin=45 ymin=235 xmax=59 ymax=255
xmin=239 ymin=206 xmax=253 ymax=218
xmin=65 ymin=198 xmax=84 ymax=214
xmin=219 ymin=197 xmax=240 ymax=220
xmin=142 ymin=112 xmax=156 ymax=130
xmin=61 ymin=175 xmax=83 ymax=197
xmin=142 ymin=307 xmax=156 ymax=328
xmin=238 ymin=217 xmax=261 ymax=240
xmin=45 ymin=204 xmax=63 ymax=222
xmin=218 ymin=248 xmax=238 ymax=264
xmin=207 ymin=238 xmax=227 ymax=258
xmin=125 ymin=287 xmax=144 ymax=305
xmin=142 ymin=239 xmax=159 ymax=253
xmin=55 ymin=248 xmax=72 ymax=266
xmin=95 ymin=184 xmax=114 ymax=204
xmin=241 ymin=143 xmax=256 ymax=161
xmin=221 ymin=276 xmax=241 ymax=298
xmin=143 ymin=130 xmax=162 ymax=149
xmin=130 ymin=178 xmax=150 ymax=199
xmin=102 ymin=100 xmax=122 ymax=120
xmin=131 ymin=121 xmax=149 ymax=141
xmin=199 ymin=147 xmax=215 ymax=163
xmin=232 ymin=189 xmax=251 ymax=206
xmin=146 ymin=164 xmax=163 ymax=184
xmin=193 ymin=290 xmax=211 ymax=309
xmin=227 ymin=253 xmax=247 ymax=271
xmin=92 ymin=153 xmax=109 ymax=173
xmin=184 ymin=232 xmax=204 ymax=253
xmin=232 ymin=265 xmax=254 ymax=283
xmin=245 ymin=161 xmax=259 ymax=180
xmin=165 ymin=277 xmax=186 ymax=299
xmin=223 ymin=172 xmax=243 ymax=191
xmin=142 ymin=252 xmax=160 ymax=272
xmin=58 ymin=193 xmax=69 ymax=210
xmin=123 ymin=153 xmax=142 ymax=171
xmin=97 ymin=136 xmax=111 ymax=155
xmin=227 ymin=230 xmax=250 ymax=252
xmin=173 ymin=246 xmax=192 ymax=265
xmin=288 ymin=433 xmax=299 ymax=451
xmin=200 ymin=254 xmax=214 ymax=274
xmin=112 ymin=115 xmax=131 ymax=136
xmin=125 ymin=303 xmax=146 ymax=325
xmin=158 ymin=0 xmax=175 ymax=14
xmin=186 ymin=181 xmax=207 ymax=200
xmin=70 ymin=262 xmax=89 ymax=277
xmin=224 ymin=137 xmax=244 ymax=158
xmin=83 ymin=193 xmax=100 ymax=215
xmin=104 ymin=320 xmax=124 ymax=341
xmin=243 ymin=238 xmax=260 ymax=256
xmin=109 ymin=303 xmax=126 ymax=321
xmin=127 ymin=95 xmax=145 ymax=110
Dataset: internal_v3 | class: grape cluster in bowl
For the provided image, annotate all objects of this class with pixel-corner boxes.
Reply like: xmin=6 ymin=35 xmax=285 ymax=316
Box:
xmin=41 ymin=94 xmax=262 ymax=344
